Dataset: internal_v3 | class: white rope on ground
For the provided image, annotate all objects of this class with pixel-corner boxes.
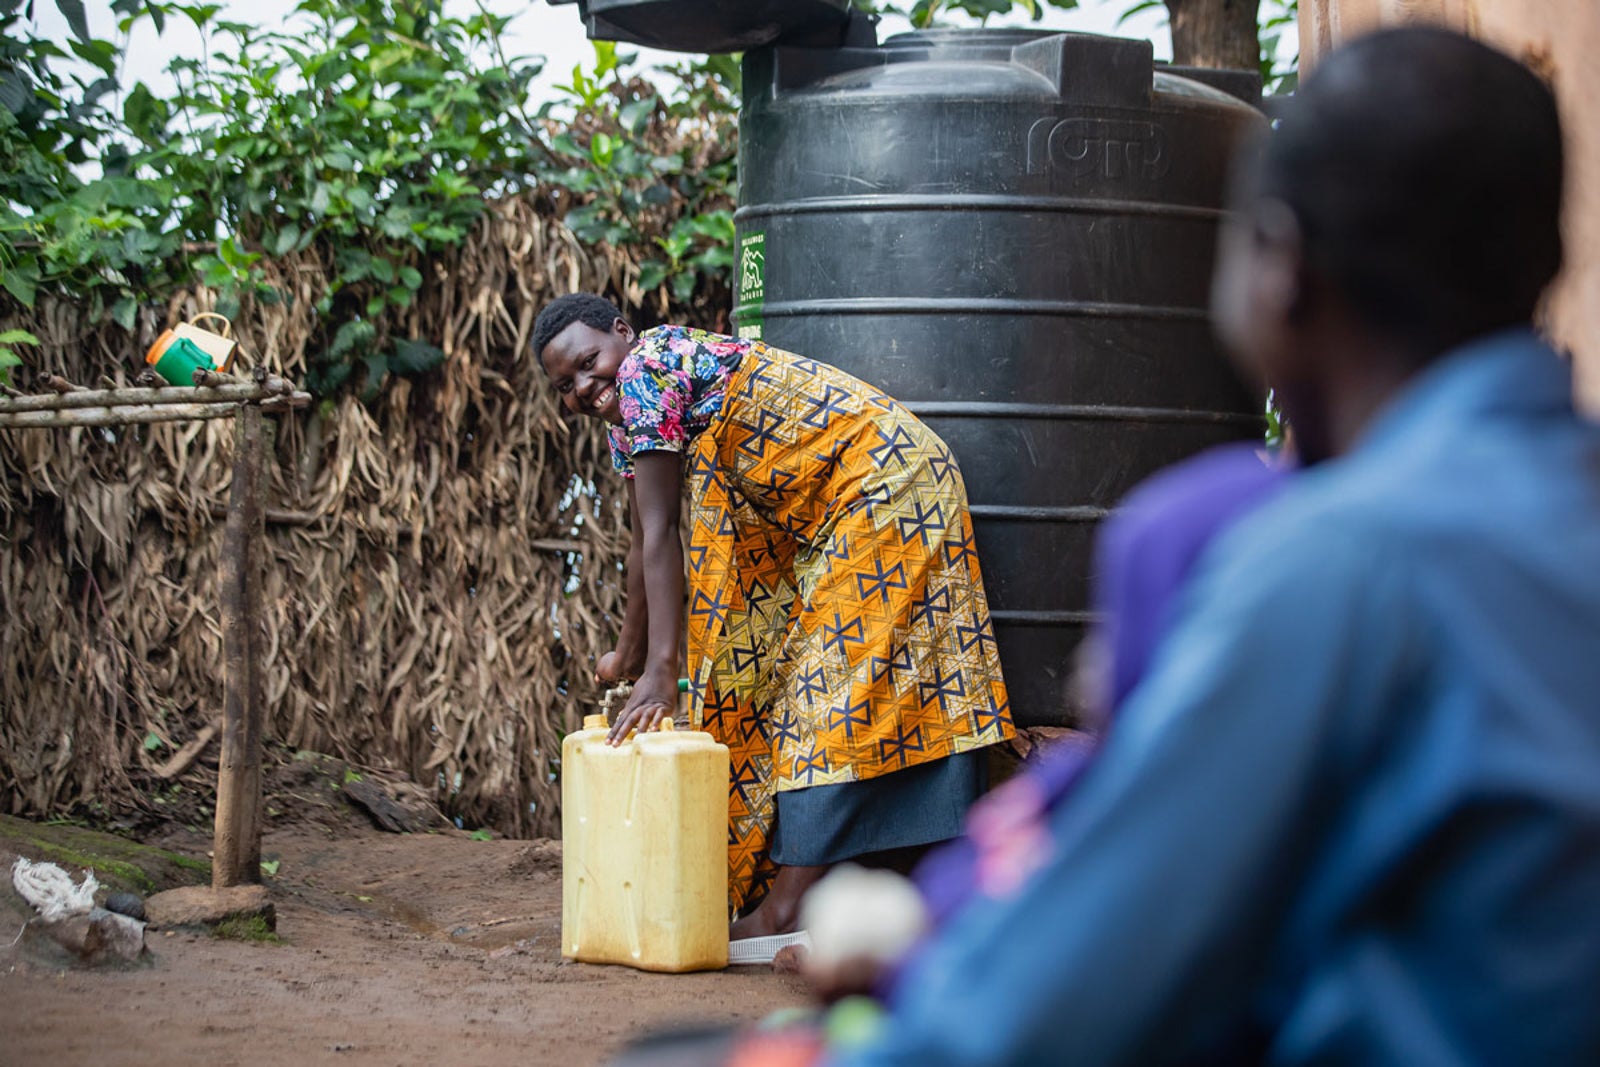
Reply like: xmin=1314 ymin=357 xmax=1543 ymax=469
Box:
xmin=10 ymin=858 xmax=98 ymax=922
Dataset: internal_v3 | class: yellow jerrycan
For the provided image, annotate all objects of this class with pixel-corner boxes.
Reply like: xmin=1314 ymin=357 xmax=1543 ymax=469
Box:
xmin=561 ymin=684 xmax=730 ymax=972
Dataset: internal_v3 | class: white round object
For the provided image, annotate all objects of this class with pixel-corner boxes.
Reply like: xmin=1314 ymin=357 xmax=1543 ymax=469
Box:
xmin=800 ymin=863 xmax=928 ymax=966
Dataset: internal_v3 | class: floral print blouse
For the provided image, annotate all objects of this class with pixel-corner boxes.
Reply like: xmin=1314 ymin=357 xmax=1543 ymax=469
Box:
xmin=608 ymin=325 xmax=748 ymax=478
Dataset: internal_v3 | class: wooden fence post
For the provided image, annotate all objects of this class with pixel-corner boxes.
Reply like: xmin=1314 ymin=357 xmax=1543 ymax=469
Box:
xmin=213 ymin=402 xmax=267 ymax=888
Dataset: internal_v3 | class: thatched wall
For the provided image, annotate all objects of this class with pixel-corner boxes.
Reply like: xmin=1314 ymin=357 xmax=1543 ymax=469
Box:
xmin=0 ymin=199 xmax=720 ymax=837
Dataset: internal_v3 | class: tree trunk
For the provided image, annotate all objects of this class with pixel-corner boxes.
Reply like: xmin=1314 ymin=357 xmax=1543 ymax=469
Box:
xmin=1166 ymin=0 xmax=1262 ymax=70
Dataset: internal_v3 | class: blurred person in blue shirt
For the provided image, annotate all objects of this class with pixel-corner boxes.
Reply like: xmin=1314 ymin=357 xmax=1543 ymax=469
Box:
xmin=828 ymin=26 xmax=1600 ymax=1067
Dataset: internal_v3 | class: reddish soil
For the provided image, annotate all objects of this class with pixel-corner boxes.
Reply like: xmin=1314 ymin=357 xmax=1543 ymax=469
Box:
xmin=0 ymin=819 xmax=806 ymax=1066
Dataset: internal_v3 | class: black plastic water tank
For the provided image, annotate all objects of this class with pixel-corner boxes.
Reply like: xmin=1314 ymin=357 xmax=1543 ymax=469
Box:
xmin=732 ymin=30 xmax=1264 ymax=724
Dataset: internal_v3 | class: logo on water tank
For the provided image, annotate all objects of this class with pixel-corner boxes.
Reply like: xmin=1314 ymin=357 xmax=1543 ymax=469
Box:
xmin=735 ymin=231 xmax=766 ymax=341
xmin=1026 ymin=118 xmax=1171 ymax=182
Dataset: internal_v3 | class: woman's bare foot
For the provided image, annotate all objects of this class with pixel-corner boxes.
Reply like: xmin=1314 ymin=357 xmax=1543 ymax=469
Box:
xmin=730 ymin=864 xmax=829 ymax=940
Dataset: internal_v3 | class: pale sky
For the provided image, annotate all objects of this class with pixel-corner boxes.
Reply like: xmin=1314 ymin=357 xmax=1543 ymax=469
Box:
xmin=30 ymin=0 xmax=1182 ymax=102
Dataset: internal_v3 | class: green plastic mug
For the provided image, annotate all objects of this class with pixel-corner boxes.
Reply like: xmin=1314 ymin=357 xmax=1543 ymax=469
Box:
xmin=144 ymin=330 xmax=218 ymax=386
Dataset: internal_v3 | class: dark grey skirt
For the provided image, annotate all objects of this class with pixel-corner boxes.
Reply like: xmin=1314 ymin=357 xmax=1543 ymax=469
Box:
xmin=768 ymin=749 xmax=987 ymax=867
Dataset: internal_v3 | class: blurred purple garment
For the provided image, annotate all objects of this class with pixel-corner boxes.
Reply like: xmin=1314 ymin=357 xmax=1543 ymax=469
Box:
xmin=1097 ymin=442 xmax=1293 ymax=709
xmin=908 ymin=442 xmax=1290 ymax=932
xmin=912 ymin=735 xmax=1098 ymax=927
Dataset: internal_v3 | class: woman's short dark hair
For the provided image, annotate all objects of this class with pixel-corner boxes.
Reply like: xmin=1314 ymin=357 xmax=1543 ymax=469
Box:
xmin=532 ymin=293 xmax=625 ymax=365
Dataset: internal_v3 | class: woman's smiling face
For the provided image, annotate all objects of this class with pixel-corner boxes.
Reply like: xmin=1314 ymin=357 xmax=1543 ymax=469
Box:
xmin=541 ymin=316 xmax=633 ymax=426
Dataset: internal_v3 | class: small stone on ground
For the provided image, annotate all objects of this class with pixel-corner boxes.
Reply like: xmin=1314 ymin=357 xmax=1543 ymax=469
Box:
xmin=104 ymin=891 xmax=146 ymax=921
xmin=772 ymin=943 xmax=809 ymax=974
xmin=32 ymin=908 xmax=146 ymax=964
xmin=144 ymin=884 xmax=274 ymax=931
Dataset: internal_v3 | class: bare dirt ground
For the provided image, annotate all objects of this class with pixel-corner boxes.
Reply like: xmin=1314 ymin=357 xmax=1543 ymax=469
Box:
xmin=0 ymin=779 xmax=806 ymax=1067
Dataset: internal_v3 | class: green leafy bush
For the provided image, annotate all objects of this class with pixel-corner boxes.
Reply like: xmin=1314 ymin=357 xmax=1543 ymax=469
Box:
xmin=0 ymin=0 xmax=738 ymax=397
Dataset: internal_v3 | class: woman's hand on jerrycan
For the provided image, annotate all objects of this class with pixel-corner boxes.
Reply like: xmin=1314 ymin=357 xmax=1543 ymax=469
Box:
xmin=607 ymin=664 xmax=676 ymax=745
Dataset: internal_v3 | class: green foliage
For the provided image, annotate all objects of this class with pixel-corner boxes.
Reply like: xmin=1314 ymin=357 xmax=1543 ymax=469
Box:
xmin=1257 ymin=0 xmax=1300 ymax=95
xmin=546 ymin=44 xmax=738 ymax=308
xmin=1116 ymin=0 xmax=1300 ymax=96
xmin=855 ymin=0 xmax=1078 ymax=28
xmin=0 ymin=326 xmax=37 ymax=386
xmin=1264 ymin=389 xmax=1287 ymax=449
xmin=0 ymin=1 xmax=738 ymax=398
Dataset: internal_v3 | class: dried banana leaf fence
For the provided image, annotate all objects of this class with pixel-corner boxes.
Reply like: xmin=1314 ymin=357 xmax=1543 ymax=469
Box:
xmin=0 ymin=367 xmax=311 ymax=887
xmin=0 ymin=204 xmax=711 ymax=842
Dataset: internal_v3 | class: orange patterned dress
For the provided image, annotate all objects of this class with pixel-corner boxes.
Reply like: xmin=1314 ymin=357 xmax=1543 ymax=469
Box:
xmin=611 ymin=328 xmax=1014 ymax=911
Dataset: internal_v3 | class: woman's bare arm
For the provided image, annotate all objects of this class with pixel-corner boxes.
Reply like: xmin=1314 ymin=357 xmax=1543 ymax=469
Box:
xmin=598 ymin=479 xmax=650 ymax=684
xmin=607 ymin=450 xmax=683 ymax=743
